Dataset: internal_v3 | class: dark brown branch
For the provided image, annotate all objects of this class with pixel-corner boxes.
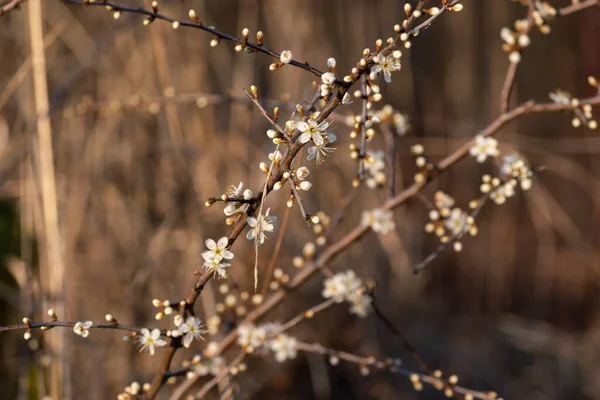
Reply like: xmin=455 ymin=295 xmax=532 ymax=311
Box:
xmin=0 ymin=321 xmax=142 ymax=333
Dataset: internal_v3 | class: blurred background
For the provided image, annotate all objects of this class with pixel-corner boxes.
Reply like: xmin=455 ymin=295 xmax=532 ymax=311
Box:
xmin=0 ymin=0 xmax=599 ymax=399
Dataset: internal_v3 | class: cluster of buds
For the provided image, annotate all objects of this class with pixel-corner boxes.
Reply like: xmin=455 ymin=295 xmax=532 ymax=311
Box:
xmin=278 ymin=166 xmax=311 ymax=192
xmin=290 ymin=242 xmax=318 ymax=272
xmin=500 ymin=21 xmax=531 ymax=64
xmin=549 ymin=85 xmax=598 ymax=129
xmin=410 ymin=144 xmax=437 ymax=183
xmin=213 ymin=283 xmax=264 ymax=318
xmin=152 ymin=299 xmax=183 ymax=320
xmin=322 ymin=270 xmax=372 ymax=317
xmin=319 ymin=58 xmax=338 ymax=99
xmin=117 ymin=381 xmax=151 ymax=400
xmin=309 ymin=211 xmax=331 ymax=246
xmin=532 ymin=1 xmax=556 ymax=33
xmin=425 ymin=191 xmax=477 ymax=252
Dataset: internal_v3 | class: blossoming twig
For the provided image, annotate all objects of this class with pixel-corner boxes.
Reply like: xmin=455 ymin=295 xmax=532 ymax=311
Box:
xmin=0 ymin=320 xmax=142 ymax=333
xmin=294 ymin=341 xmax=495 ymax=399
xmin=499 ymin=1 xmax=535 ymax=112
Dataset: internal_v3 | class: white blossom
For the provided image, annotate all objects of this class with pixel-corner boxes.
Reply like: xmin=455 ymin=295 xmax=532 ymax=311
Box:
xmin=202 ymin=237 xmax=233 ymax=278
xmin=237 ymin=324 xmax=266 ymax=349
xmin=370 ymin=53 xmax=401 ymax=83
xmin=138 ymin=328 xmax=167 ymax=355
xmin=280 ymin=50 xmax=292 ymax=64
xmin=347 ymin=291 xmax=373 ymax=318
xmin=361 ymin=208 xmax=395 ymax=234
xmin=322 ymin=275 xmax=347 ymax=303
xmin=322 ymin=270 xmax=372 ymax=317
xmin=297 ymin=119 xmax=330 ymax=146
xmin=203 ymin=257 xmax=230 ymax=279
xmin=269 ymin=334 xmax=297 ymax=362
xmin=73 ymin=321 xmax=93 ymax=338
xmin=247 ymin=208 xmax=276 ymax=244
xmin=307 ymin=144 xmax=335 ymax=164
xmin=445 ymin=208 xmax=467 ymax=236
xmin=469 ymin=135 xmax=499 ymax=163
xmin=321 ymin=72 xmax=336 ymax=85
xmin=202 ymin=237 xmax=233 ymax=262
xmin=174 ymin=316 xmax=207 ymax=348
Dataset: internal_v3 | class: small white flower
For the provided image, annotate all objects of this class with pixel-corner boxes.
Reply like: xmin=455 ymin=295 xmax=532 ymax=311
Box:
xmin=445 ymin=208 xmax=467 ymax=236
xmin=338 ymin=270 xmax=361 ymax=295
xmin=469 ymin=135 xmax=499 ymax=163
xmin=138 ymin=328 xmax=167 ymax=355
xmin=307 ymin=144 xmax=336 ymax=164
xmin=361 ymin=208 xmax=395 ymax=234
xmin=297 ymin=119 xmax=330 ymax=146
xmin=347 ymin=292 xmax=372 ymax=318
xmin=247 ymin=208 xmax=276 ymax=244
xmin=322 ymin=275 xmax=346 ymax=302
xmin=280 ymin=50 xmax=293 ymax=64
xmin=203 ymin=257 xmax=231 ymax=279
xmin=434 ymin=191 xmax=455 ymax=210
xmin=295 ymin=166 xmax=310 ymax=180
xmin=371 ymin=53 xmax=401 ymax=83
xmin=321 ymin=72 xmax=336 ymax=85
xmin=237 ymin=324 xmax=266 ymax=349
xmin=73 ymin=321 xmax=93 ymax=338
xmin=269 ymin=334 xmax=297 ymax=362
xmin=175 ymin=316 xmax=207 ymax=348
xmin=202 ymin=237 xmax=234 ymax=263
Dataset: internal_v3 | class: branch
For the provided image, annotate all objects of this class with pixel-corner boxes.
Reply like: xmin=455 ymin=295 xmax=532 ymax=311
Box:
xmin=0 ymin=0 xmax=26 ymax=17
xmin=201 ymin=91 xmax=600 ymax=365
xmin=0 ymin=320 xmax=142 ymax=333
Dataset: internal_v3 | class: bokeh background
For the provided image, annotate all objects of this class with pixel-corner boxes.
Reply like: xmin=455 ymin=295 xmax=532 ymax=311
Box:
xmin=0 ymin=0 xmax=599 ymax=399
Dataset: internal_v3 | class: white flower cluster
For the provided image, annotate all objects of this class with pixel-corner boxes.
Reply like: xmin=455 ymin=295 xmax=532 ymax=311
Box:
xmin=237 ymin=322 xmax=297 ymax=361
xmin=361 ymin=208 xmax=395 ymax=234
xmin=425 ymin=191 xmax=477 ymax=251
xmin=170 ymin=315 xmax=206 ymax=348
xmin=202 ymin=237 xmax=234 ymax=278
xmin=322 ymin=270 xmax=372 ymax=317
xmin=370 ymin=51 xmax=402 ymax=83
xmin=480 ymin=153 xmax=534 ymax=205
xmin=247 ymin=208 xmax=276 ymax=244
xmin=469 ymin=135 xmax=499 ymax=163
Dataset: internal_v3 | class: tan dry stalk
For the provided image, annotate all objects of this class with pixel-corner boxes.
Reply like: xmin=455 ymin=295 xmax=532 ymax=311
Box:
xmin=28 ymin=1 xmax=67 ymax=398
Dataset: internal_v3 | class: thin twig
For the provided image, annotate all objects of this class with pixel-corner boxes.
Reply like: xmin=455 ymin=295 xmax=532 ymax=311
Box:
xmin=0 ymin=321 xmax=142 ymax=333
xmin=499 ymin=1 xmax=535 ymax=112
xmin=0 ymin=0 xmax=26 ymax=17
xmin=558 ymin=0 xmax=599 ymax=16
xmin=294 ymin=341 xmax=494 ymax=400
